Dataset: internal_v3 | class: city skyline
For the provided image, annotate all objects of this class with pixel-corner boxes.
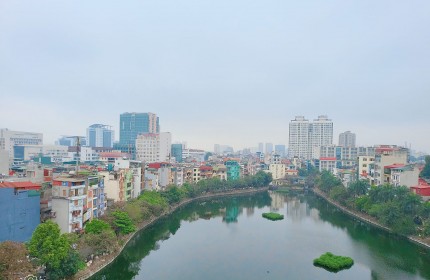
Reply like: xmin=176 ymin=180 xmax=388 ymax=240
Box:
xmin=1 ymin=1 xmax=429 ymax=153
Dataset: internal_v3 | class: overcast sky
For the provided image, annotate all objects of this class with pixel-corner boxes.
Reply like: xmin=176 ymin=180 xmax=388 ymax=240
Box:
xmin=1 ymin=0 xmax=429 ymax=153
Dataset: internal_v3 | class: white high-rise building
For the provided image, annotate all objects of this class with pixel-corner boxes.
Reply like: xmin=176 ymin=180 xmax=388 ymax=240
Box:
xmin=339 ymin=131 xmax=356 ymax=148
xmin=288 ymin=115 xmax=333 ymax=160
xmin=159 ymin=132 xmax=172 ymax=162
xmin=288 ymin=116 xmax=311 ymax=159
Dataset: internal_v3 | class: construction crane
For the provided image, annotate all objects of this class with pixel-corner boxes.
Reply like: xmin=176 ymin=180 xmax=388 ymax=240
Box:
xmin=63 ymin=136 xmax=83 ymax=173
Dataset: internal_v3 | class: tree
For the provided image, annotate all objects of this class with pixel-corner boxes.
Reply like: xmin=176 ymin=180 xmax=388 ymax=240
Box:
xmin=112 ymin=210 xmax=136 ymax=235
xmin=348 ymin=180 xmax=369 ymax=197
xmin=28 ymin=221 xmax=70 ymax=269
xmin=0 ymin=241 xmax=35 ymax=279
xmin=421 ymin=156 xmax=430 ymax=179
xmin=81 ymin=229 xmax=118 ymax=256
xmin=85 ymin=219 xmax=111 ymax=234
xmin=45 ymin=250 xmax=84 ymax=280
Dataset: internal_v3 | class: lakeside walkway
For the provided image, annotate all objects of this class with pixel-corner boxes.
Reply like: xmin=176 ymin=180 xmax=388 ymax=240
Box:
xmin=312 ymin=187 xmax=430 ymax=250
xmin=73 ymin=187 xmax=268 ymax=280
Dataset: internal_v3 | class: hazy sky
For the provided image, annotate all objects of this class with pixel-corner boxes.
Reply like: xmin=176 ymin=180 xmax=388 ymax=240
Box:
xmin=1 ymin=0 xmax=429 ymax=152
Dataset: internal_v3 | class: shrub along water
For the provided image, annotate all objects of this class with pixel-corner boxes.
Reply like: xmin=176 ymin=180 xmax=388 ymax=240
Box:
xmin=315 ymin=170 xmax=428 ymax=236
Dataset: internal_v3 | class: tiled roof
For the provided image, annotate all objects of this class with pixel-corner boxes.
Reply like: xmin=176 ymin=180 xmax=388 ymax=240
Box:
xmin=0 ymin=181 xmax=41 ymax=190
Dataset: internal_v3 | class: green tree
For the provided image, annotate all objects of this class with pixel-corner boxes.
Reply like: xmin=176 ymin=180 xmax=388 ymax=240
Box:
xmin=81 ymin=229 xmax=118 ymax=256
xmin=28 ymin=221 xmax=70 ymax=269
xmin=45 ymin=250 xmax=84 ymax=280
xmin=112 ymin=210 xmax=136 ymax=235
xmin=348 ymin=180 xmax=369 ymax=197
xmin=85 ymin=219 xmax=111 ymax=234
xmin=420 ymin=155 xmax=430 ymax=179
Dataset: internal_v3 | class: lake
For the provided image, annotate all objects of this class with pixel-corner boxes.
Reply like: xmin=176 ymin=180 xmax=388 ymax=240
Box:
xmin=90 ymin=191 xmax=430 ymax=280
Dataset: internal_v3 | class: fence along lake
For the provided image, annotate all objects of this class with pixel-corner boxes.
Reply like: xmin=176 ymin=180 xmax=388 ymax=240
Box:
xmin=90 ymin=191 xmax=430 ymax=280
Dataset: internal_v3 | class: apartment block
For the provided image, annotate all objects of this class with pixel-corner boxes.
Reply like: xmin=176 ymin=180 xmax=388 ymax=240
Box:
xmin=373 ymin=146 xmax=409 ymax=186
xmin=51 ymin=177 xmax=87 ymax=233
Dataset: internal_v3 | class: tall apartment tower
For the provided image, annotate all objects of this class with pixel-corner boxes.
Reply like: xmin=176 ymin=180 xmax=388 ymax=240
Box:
xmin=87 ymin=124 xmax=114 ymax=147
xmin=288 ymin=116 xmax=311 ymax=159
xmin=288 ymin=115 xmax=333 ymax=160
xmin=338 ymin=131 xmax=356 ymax=147
xmin=310 ymin=115 xmax=333 ymax=154
xmin=119 ymin=113 xmax=160 ymax=145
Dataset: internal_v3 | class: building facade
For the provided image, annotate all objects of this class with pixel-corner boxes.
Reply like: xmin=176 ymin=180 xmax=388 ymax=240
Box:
xmin=135 ymin=133 xmax=160 ymax=163
xmin=0 ymin=129 xmax=43 ymax=161
xmin=87 ymin=124 xmax=114 ymax=148
xmin=0 ymin=182 xmax=41 ymax=242
xmin=288 ymin=116 xmax=333 ymax=160
xmin=119 ymin=112 xmax=159 ymax=145
xmin=338 ymin=131 xmax=356 ymax=148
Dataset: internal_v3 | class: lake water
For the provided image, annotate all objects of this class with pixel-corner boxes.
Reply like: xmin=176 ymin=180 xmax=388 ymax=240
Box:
xmin=90 ymin=191 xmax=430 ymax=280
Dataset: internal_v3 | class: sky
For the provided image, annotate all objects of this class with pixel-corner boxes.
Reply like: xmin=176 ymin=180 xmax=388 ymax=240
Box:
xmin=0 ymin=0 xmax=429 ymax=153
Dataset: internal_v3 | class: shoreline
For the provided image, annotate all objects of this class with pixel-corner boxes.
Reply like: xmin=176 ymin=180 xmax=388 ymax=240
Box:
xmin=311 ymin=187 xmax=430 ymax=250
xmin=74 ymin=187 xmax=269 ymax=280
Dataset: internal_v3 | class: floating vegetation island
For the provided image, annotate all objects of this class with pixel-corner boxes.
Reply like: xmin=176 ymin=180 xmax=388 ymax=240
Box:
xmin=313 ymin=252 xmax=354 ymax=272
xmin=262 ymin=212 xmax=284 ymax=221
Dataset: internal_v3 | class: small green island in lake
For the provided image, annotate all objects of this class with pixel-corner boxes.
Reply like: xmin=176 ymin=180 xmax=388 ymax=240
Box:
xmin=262 ymin=212 xmax=284 ymax=221
xmin=313 ymin=252 xmax=354 ymax=272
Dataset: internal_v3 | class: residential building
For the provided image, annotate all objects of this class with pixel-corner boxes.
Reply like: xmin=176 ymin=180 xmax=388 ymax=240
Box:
xmin=119 ymin=112 xmax=159 ymax=146
xmin=358 ymin=156 xmax=375 ymax=182
xmin=199 ymin=166 xmax=214 ymax=180
xmin=314 ymin=145 xmax=375 ymax=172
xmin=102 ymin=169 xmax=134 ymax=202
xmin=51 ymin=177 xmax=87 ymax=233
xmin=114 ymin=158 xmax=144 ymax=197
xmin=225 ymin=160 xmax=240 ymax=180
xmin=373 ymin=146 xmax=409 ymax=186
xmin=171 ymin=167 xmax=184 ymax=186
xmin=0 ymin=181 xmax=41 ymax=242
xmin=387 ymin=164 xmax=419 ymax=188
xmin=86 ymin=124 xmax=114 ymax=148
xmin=136 ymin=133 xmax=160 ymax=163
xmin=159 ymin=132 xmax=172 ymax=162
xmin=213 ymin=164 xmax=227 ymax=180
xmin=288 ymin=116 xmax=333 ymax=160
xmin=288 ymin=116 xmax=310 ymax=159
xmin=0 ymin=129 xmax=43 ymax=161
xmin=269 ymin=154 xmax=286 ymax=180
xmin=339 ymin=131 xmax=356 ymax=148
xmin=182 ymin=149 xmax=205 ymax=163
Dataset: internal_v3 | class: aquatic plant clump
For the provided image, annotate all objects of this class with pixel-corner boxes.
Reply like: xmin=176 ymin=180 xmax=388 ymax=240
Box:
xmin=262 ymin=212 xmax=284 ymax=221
xmin=313 ymin=252 xmax=354 ymax=272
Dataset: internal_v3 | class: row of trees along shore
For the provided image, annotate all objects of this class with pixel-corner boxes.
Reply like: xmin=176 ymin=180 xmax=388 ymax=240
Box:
xmin=0 ymin=171 xmax=272 ymax=280
xmin=312 ymin=157 xmax=430 ymax=237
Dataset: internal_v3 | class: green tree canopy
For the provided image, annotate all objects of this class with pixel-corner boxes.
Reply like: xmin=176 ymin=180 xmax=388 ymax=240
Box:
xmin=85 ymin=219 xmax=111 ymax=234
xmin=28 ymin=221 xmax=70 ymax=269
xmin=112 ymin=210 xmax=136 ymax=235
xmin=420 ymin=155 xmax=430 ymax=179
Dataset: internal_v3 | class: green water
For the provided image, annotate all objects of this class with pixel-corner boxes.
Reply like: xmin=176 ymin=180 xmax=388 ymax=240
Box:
xmin=90 ymin=192 xmax=430 ymax=280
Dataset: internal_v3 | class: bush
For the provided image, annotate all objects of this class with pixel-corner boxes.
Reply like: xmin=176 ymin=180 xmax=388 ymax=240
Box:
xmin=85 ymin=219 xmax=111 ymax=234
xmin=262 ymin=212 xmax=284 ymax=221
xmin=313 ymin=252 xmax=354 ymax=272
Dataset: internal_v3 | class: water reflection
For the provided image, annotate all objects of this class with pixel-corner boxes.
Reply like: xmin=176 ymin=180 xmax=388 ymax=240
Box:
xmin=90 ymin=192 xmax=430 ymax=280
